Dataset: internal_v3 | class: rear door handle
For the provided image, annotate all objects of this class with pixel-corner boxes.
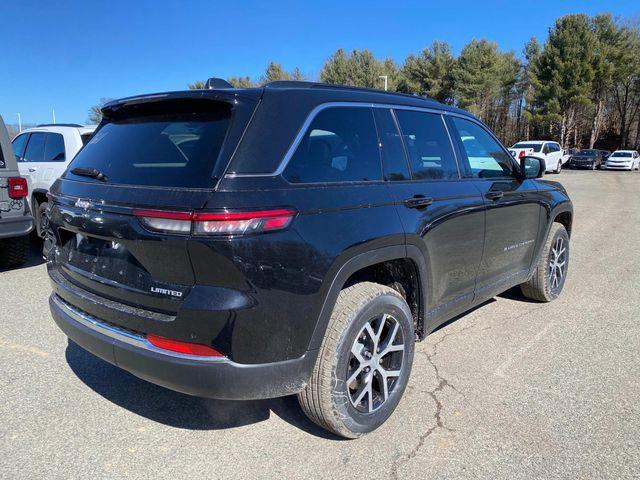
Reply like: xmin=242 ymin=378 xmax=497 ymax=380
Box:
xmin=485 ymin=191 xmax=504 ymax=200
xmin=28 ymin=167 xmax=37 ymax=172
xmin=403 ymin=195 xmax=433 ymax=209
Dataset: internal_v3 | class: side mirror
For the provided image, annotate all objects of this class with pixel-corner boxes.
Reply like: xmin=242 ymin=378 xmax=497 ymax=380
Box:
xmin=520 ymin=156 xmax=545 ymax=179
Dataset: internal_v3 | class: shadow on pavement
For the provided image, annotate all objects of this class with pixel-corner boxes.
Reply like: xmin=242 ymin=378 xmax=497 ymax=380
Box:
xmin=497 ymin=286 xmax=532 ymax=302
xmin=65 ymin=340 xmax=344 ymax=440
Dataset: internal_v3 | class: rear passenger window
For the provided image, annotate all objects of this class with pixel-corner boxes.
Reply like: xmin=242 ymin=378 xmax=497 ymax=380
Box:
xmin=11 ymin=133 xmax=29 ymax=162
xmin=452 ymin=117 xmax=516 ymax=179
xmin=284 ymin=107 xmax=382 ymax=183
xmin=394 ymin=110 xmax=458 ymax=180
xmin=23 ymin=132 xmax=46 ymax=163
xmin=373 ymin=109 xmax=410 ymax=181
xmin=44 ymin=133 xmax=66 ymax=162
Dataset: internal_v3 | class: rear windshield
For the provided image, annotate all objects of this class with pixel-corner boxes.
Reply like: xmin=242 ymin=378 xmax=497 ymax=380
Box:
xmin=65 ymin=105 xmax=230 ymax=188
xmin=512 ymin=143 xmax=542 ymax=152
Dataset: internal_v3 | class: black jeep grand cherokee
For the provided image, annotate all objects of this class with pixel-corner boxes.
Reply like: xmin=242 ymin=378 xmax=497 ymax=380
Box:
xmin=45 ymin=80 xmax=572 ymax=438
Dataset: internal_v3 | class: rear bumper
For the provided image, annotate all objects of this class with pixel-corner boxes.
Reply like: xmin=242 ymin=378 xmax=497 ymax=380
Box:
xmin=49 ymin=293 xmax=316 ymax=400
xmin=0 ymin=215 xmax=33 ymax=239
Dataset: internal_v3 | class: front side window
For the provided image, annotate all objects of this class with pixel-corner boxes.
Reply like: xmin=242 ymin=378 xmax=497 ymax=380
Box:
xmin=11 ymin=133 xmax=29 ymax=162
xmin=452 ymin=117 xmax=515 ymax=179
xmin=284 ymin=107 xmax=381 ymax=184
xmin=44 ymin=133 xmax=66 ymax=162
xmin=23 ymin=132 xmax=46 ymax=163
xmin=394 ymin=110 xmax=458 ymax=180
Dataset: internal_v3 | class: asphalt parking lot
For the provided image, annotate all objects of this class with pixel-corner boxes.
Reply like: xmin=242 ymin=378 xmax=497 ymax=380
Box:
xmin=1 ymin=169 xmax=639 ymax=479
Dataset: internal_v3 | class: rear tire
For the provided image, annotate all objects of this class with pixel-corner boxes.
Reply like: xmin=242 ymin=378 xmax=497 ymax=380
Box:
xmin=0 ymin=235 xmax=29 ymax=268
xmin=298 ymin=282 xmax=415 ymax=438
xmin=520 ymin=223 xmax=569 ymax=302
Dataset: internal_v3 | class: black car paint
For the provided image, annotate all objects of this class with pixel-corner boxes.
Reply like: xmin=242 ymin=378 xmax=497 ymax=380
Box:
xmin=46 ymin=84 xmax=573 ymax=399
xmin=568 ymin=150 xmax=605 ymax=169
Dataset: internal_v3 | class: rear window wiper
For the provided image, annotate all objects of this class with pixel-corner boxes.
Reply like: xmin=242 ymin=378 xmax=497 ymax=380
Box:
xmin=70 ymin=167 xmax=108 ymax=182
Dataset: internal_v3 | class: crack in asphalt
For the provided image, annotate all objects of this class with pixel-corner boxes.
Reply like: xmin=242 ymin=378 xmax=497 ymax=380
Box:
xmin=390 ymin=303 xmax=544 ymax=478
xmin=390 ymin=330 xmax=464 ymax=479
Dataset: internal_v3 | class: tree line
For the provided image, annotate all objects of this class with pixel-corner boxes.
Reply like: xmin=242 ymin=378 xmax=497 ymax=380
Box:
xmin=185 ymin=13 xmax=640 ymax=150
xmin=83 ymin=13 xmax=640 ymax=150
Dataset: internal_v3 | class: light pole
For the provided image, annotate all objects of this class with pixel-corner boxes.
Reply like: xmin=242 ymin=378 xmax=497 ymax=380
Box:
xmin=52 ymin=109 xmax=56 ymax=124
xmin=379 ymin=75 xmax=388 ymax=91
xmin=16 ymin=113 xmax=22 ymax=132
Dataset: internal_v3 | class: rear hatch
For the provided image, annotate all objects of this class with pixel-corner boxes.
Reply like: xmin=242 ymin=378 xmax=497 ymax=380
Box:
xmin=47 ymin=91 xmax=260 ymax=320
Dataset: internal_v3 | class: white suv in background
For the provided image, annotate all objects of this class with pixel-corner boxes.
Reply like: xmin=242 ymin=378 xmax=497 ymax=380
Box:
xmin=11 ymin=124 xmax=95 ymax=236
xmin=603 ymin=150 xmax=640 ymax=171
xmin=511 ymin=140 xmax=564 ymax=174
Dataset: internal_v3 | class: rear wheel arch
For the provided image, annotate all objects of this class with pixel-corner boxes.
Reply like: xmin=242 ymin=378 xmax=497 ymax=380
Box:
xmin=308 ymin=245 xmax=429 ymax=352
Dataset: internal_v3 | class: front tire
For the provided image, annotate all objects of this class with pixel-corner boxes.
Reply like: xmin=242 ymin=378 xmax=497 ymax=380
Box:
xmin=555 ymin=160 xmax=562 ymax=174
xmin=520 ymin=223 xmax=569 ymax=302
xmin=298 ymin=282 xmax=415 ymax=438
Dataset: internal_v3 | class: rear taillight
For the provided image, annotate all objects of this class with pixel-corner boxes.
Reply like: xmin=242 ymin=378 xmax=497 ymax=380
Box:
xmin=133 ymin=208 xmax=297 ymax=235
xmin=8 ymin=177 xmax=28 ymax=199
xmin=133 ymin=210 xmax=192 ymax=233
xmin=518 ymin=150 xmax=526 ymax=159
xmin=147 ymin=334 xmax=225 ymax=357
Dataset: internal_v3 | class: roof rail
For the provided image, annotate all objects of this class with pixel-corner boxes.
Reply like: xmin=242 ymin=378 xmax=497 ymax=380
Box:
xmin=36 ymin=123 xmax=85 ymax=128
xmin=205 ymin=77 xmax=234 ymax=89
xmin=262 ymin=80 xmax=436 ymax=102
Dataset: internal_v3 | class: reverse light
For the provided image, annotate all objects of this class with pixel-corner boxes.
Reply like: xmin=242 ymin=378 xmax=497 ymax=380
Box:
xmin=133 ymin=209 xmax=192 ymax=233
xmin=134 ymin=208 xmax=297 ymax=235
xmin=8 ymin=177 xmax=28 ymax=199
xmin=147 ymin=334 xmax=225 ymax=357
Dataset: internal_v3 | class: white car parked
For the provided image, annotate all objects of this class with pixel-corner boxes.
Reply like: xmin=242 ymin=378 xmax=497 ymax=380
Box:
xmin=11 ymin=124 xmax=96 ymax=236
xmin=511 ymin=140 xmax=564 ymax=174
xmin=603 ymin=150 xmax=640 ymax=171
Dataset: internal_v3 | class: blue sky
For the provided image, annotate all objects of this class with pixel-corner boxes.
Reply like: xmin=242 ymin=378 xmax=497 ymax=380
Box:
xmin=2 ymin=0 xmax=638 ymax=125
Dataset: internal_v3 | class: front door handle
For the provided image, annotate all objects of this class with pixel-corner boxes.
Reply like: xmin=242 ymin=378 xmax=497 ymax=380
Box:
xmin=403 ymin=195 xmax=433 ymax=209
xmin=28 ymin=167 xmax=37 ymax=172
xmin=485 ymin=191 xmax=504 ymax=200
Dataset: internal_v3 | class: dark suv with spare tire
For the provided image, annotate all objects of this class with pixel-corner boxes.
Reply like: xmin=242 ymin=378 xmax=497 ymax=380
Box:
xmin=45 ymin=80 xmax=573 ymax=438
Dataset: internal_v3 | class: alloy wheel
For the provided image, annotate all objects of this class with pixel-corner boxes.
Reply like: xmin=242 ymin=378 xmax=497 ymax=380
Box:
xmin=548 ymin=236 xmax=567 ymax=291
xmin=347 ymin=313 xmax=405 ymax=413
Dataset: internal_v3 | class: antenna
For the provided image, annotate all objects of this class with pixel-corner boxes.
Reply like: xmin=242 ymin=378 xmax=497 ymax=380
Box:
xmin=205 ymin=77 xmax=234 ymax=89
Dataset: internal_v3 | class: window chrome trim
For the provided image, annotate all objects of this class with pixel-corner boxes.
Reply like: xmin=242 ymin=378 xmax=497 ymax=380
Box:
xmin=52 ymin=295 xmax=227 ymax=363
xmin=224 ymin=101 xmax=450 ymax=179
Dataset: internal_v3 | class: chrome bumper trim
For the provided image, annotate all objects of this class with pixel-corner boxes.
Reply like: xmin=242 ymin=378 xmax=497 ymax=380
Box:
xmin=52 ymin=294 xmax=227 ymax=363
